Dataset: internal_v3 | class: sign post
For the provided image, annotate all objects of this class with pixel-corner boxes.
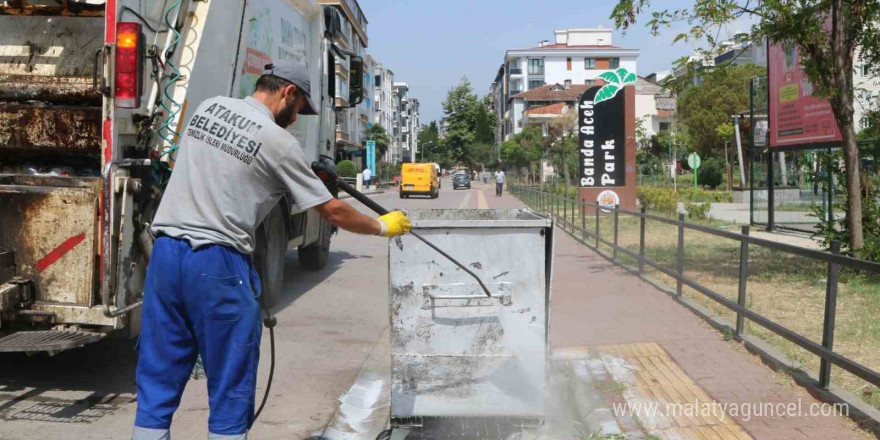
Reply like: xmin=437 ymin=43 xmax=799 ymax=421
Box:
xmin=688 ymin=152 xmax=701 ymax=189
xmin=578 ymin=67 xmax=638 ymax=212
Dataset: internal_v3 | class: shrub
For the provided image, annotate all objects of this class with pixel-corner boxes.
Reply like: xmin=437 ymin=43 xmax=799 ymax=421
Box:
xmin=678 ymin=187 xmax=732 ymax=203
xmin=698 ymin=156 xmax=726 ymax=189
xmin=336 ymin=160 xmax=357 ymax=178
xmin=637 ymin=187 xmax=678 ymax=215
xmin=685 ymin=202 xmax=712 ymax=220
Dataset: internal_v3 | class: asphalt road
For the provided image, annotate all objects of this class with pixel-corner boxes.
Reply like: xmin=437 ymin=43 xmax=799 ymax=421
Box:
xmin=0 ymin=176 xmax=483 ymax=440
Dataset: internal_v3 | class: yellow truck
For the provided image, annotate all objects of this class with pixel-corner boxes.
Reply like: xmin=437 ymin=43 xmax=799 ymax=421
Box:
xmin=400 ymin=163 xmax=439 ymax=199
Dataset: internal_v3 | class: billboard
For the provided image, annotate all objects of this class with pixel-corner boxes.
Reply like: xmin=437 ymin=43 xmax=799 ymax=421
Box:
xmin=768 ymin=41 xmax=842 ymax=148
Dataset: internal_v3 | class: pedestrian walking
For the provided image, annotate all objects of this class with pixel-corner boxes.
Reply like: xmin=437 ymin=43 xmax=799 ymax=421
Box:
xmin=495 ymin=169 xmax=505 ymax=197
xmin=362 ymin=167 xmax=372 ymax=190
xmin=133 ymin=60 xmax=411 ymax=440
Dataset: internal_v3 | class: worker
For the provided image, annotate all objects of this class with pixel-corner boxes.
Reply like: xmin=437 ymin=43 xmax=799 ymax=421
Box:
xmin=132 ymin=60 xmax=411 ymax=440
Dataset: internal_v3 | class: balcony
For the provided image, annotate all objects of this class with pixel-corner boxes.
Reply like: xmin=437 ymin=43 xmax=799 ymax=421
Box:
xmin=509 ymin=89 xmax=523 ymax=96
xmin=509 ymin=68 xmax=523 ymax=75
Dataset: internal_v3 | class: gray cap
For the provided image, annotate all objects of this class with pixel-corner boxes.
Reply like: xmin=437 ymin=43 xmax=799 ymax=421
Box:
xmin=262 ymin=60 xmax=318 ymax=116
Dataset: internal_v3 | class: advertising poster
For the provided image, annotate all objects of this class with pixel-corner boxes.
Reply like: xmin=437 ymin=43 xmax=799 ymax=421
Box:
xmin=768 ymin=42 xmax=842 ymax=147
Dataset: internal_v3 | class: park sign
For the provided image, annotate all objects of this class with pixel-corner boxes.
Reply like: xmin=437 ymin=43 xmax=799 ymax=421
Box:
xmin=577 ymin=67 xmax=637 ymax=212
xmin=578 ymin=68 xmax=635 ymax=188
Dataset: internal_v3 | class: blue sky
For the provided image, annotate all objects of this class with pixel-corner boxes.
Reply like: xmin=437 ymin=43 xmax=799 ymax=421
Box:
xmin=361 ymin=0 xmax=750 ymax=123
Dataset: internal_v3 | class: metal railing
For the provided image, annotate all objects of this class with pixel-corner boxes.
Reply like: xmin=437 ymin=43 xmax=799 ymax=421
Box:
xmin=509 ymin=182 xmax=880 ymax=391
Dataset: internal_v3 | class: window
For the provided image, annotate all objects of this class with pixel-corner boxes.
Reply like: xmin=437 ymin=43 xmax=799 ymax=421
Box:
xmin=659 ymin=122 xmax=671 ymax=132
xmin=564 ymin=79 xmax=572 ymax=89
xmin=862 ymin=64 xmax=872 ymax=76
xmin=566 ymin=57 xmax=572 ymax=71
xmin=529 ymin=80 xmax=543 ymax=89
xmin=375 ymin=75 xmax=381 ymax=87
xmin=528 ymin=58 xmax=544 ymax=75
xmin=610 ymin=58 xmax=620 ymax=69
xmin=585 ymin=79 xmax=597 ymax=85
xmin=585 ymin=58 xmax=596 ymax=69
xmin=861 ymin=117 xmax=870 ymax=129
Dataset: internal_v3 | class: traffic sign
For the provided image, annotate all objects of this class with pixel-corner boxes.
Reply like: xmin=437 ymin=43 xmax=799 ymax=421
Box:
xmin=687 ymin=152 xmax=701 ymax=170
xmin=688 ymin=152 xmax=701 ymax=189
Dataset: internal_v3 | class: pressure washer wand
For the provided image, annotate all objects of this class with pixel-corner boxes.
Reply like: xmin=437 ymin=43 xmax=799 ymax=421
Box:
xmin=334 ymin=179 xmax=492 ymax=298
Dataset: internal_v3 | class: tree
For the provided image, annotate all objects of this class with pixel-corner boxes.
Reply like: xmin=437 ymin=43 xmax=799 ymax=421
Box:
xmin=364 ymin=124 xmax=390 ymax=160
xmin=442 ymin=77 xmax=481 ymax=165
xmin=611 ymin=0 xmax=880 ymax=251
xmin=716 ymin=122 xmax=735 ymax=190
xmin=545 ymin=110 xmax=579 ymax=193
xmin=474 ymin=104 xmax=495 ymax=146
xmin=500 ymin=126 xmax=543 ymax=182
xmin=676 ymin=64 xmax=764 ymax=158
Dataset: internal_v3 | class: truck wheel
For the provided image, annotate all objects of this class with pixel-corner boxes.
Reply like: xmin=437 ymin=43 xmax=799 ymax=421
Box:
xmin=298 ymin=219 xmax=332 ymax=271
xmin=254 ymin=202 xmax=288 ymax=310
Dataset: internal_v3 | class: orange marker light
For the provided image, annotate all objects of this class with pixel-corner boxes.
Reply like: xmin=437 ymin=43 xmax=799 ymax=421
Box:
xmin=114 ymin=22 xmax=143 ymax=109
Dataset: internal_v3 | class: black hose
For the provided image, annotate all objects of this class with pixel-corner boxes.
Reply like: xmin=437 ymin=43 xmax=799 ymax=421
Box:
xmin=253 ymin=296 xmax=277 ymax=423
xmin=335 ymin=179 xmax=492 ymax=297
xmin=120 ymin=6 xmax=168 ymax=33
xmin=254 ymin=325 xmax=275 ymax=422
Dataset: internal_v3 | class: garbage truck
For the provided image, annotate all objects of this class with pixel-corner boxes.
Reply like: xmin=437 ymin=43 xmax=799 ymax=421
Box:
xmin=0 ymin=0 xmax=363 ymax=352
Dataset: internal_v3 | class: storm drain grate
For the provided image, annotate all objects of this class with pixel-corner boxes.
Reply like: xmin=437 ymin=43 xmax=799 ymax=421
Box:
xmin=0 ymin=330 xmax=104 ymax=352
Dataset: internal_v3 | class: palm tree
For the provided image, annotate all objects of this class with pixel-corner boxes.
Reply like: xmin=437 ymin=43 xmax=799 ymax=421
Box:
xmin=364 ymin=124 xmax=390 ymax=159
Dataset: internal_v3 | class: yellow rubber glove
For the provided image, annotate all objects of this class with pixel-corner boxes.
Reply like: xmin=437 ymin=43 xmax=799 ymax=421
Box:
xmin=377 ymin=211 xmax=412 ymax=237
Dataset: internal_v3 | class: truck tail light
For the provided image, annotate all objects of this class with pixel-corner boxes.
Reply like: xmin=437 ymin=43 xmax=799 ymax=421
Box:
xmin=114 ymin=22 xmax=143 ymax=109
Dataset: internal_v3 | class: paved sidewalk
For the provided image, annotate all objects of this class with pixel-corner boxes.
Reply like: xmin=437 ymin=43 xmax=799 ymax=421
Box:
xmin=480 ymin=183 xmax=872 ymax=440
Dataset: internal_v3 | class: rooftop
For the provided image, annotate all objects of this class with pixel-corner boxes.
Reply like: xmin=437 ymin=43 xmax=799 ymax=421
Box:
xmin=511 ymin=83 xmax=592 ymax=102
xmin=526 ymin=43 xmax=620 ymax=50
xmin=523 ymin=102 xmax=569 ymax=117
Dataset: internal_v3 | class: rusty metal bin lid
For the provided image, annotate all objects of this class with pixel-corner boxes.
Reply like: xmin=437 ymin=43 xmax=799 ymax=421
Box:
xmin=407 ymin=209 xmax=551 ymax=228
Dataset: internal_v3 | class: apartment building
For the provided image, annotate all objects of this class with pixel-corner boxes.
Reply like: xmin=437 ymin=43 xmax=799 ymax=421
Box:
xmin=493 ymin=28 xmax=640 ymax=142
xmin=855 ymin=49 xmax=880 ymax=131
xmin=635 ymin=77 xmax=676 ymax=141
xmin=392 ymin=83 xmax=420 ymax=162
xmin=372 ymin=61 xmax=396 ymax=161
xmin=317 ymin=0 xmax=368 ymax=162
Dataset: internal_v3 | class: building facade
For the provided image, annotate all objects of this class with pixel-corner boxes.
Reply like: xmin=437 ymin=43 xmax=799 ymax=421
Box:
xmin=635 ymin=77 xmax=676 ymax=141
xmin=372 ymin=60 xmax=396 ymax=161
xmin=495 ymin=28 xmax=640 ymax=142
xmin=855 ymin=48 xmax=880 ymax=132
xmin=391 ymin=82 xmax=420 ymax=163
xmin=317 ymin=0 xmax=368 ymax=164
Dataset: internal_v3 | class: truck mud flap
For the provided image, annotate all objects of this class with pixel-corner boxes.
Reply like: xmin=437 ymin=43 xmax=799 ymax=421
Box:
xmin=0 ymin=330 xmax=104 ymax=353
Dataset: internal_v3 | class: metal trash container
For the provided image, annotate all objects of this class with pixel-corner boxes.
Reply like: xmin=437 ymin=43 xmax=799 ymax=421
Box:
xmin=388 ymin=209 xmax=553 ymax=428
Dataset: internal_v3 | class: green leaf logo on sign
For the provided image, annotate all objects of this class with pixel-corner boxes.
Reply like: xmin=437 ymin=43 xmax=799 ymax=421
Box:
xmin=594 ymin=67 xmax=637 ymax=104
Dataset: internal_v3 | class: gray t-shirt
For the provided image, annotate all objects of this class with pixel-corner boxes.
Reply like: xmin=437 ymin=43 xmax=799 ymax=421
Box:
xmin=152 ymin=96 xmax=333 ymax=255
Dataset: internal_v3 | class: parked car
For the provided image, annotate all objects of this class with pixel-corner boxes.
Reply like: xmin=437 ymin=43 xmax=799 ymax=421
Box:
xmin=452 ymin=173 xmax=471 ymax=190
